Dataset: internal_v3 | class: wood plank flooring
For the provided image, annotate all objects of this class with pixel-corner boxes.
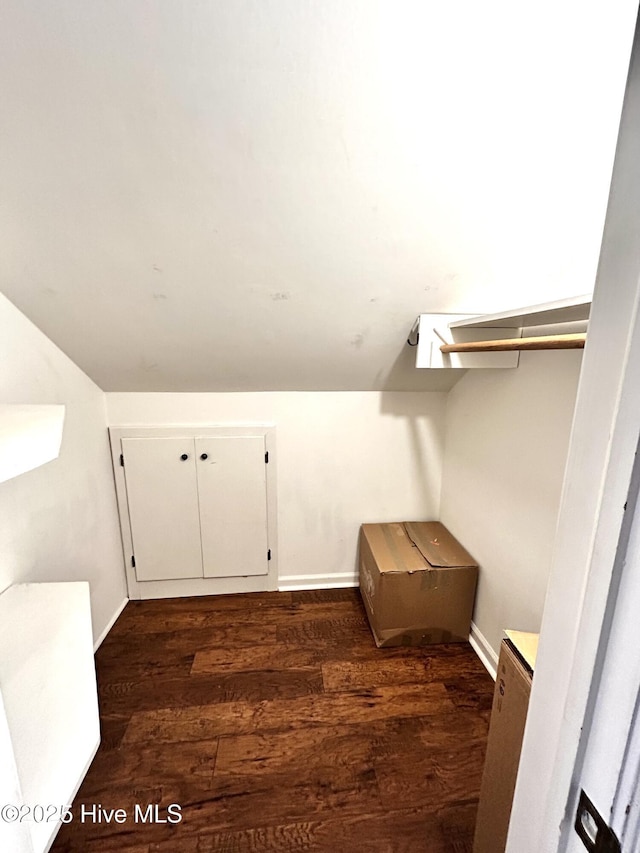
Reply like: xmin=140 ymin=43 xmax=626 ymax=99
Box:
xmin=51 ymin=589 xmax=494 ymax=853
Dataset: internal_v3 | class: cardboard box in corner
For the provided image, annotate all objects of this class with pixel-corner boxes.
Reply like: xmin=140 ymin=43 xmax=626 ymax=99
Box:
xmin=473 ymin=632 xmax=539 ymax=853
xmin=358 ymin=521 xmax=478 ymax=648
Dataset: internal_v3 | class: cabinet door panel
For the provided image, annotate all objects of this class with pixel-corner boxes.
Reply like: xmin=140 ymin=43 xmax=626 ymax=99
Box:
xmin=122 ymin=438 xmax=203 ymax=581
xmin=196 ymin=436 xmax=269 ymax=578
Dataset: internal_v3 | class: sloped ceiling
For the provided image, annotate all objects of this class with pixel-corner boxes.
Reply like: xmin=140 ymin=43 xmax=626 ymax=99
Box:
xmin=0 ymin=1 xmax=636 ymax=391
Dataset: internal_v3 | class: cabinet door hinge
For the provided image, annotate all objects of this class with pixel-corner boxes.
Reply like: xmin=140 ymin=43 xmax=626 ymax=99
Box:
xmin=267 ymin=549 xmax=271 ymax=561
xmin=131 ymin=555 xmax=136 ymax=568
xmin=265 ymin=451 xmax=269 ymax=463
xmin=120 ymin=454 xmax=124 ymax=467
xmin=575 ymin=790 xmax=621 ymax=853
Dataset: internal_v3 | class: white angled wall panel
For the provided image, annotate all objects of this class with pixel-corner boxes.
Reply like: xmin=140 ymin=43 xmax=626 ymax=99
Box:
xmin=0 ymin=405 xmax=65 ymax=484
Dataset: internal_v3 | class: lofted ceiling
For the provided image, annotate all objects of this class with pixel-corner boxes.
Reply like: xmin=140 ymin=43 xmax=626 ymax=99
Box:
xmin=0 ymin=1 xmax=636 ymax=392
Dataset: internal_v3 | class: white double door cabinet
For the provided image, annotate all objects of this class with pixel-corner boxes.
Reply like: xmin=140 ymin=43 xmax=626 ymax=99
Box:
xmin=121 ymin=434 xmax=270 ymax=582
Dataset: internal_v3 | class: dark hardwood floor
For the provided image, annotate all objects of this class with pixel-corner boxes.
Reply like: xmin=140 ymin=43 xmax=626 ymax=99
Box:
xmin=51 ymin=589 xmax=494 ymax=853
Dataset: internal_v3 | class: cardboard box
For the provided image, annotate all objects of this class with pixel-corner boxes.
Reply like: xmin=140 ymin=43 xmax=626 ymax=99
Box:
xmin=358 ymin=521 xmax=478 ymax=647
xmin=473 ymin=633 xmax=539 ymax=853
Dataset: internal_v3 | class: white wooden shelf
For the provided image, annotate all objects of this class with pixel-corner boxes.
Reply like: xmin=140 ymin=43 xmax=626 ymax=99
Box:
xmin=414 ymin=295 xmax=592 ymax=370
xmin=448 ymin=294 xmax=592 ymax=330
xmin=0 ymin=583 xmax=99 ymax=853
xmin=0 ymin=405 xmax=65 ymax=484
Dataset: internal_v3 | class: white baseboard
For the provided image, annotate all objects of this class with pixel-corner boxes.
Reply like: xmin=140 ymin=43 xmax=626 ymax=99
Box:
xmin=93 ymin=597 xmax=128 ymax=652
xmin=469 ymin=620 xmax=498 ymax=681
xmin=279 ymin=573 xmax=358 ymax=592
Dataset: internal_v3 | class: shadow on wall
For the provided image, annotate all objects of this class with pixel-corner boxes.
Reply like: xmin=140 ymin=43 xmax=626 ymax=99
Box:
xmin=378 ymin=385 xmax=448 ymax=524
xmin=348 ymin=384 xmax=449 ymax=580
xmin=379 ymin=337 xmax=466 ymax=392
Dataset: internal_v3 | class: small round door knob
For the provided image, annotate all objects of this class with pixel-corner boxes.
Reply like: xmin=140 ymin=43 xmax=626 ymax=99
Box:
xmin=200 ymin=453 xmax=208 ymax=460
xmin=180 ymin=453 xmax=189 ymax=461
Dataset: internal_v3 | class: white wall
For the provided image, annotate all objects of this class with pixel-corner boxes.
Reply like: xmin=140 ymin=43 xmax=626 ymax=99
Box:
xmin=0 ymin=293 xmax=127 ymax=643
xmin=106 ymin=392 xmax=446 ymax=587
xmin=440 ymin=349 xmax=583 ymax=659
xmin=0 ymin=1 xmax=635 ymax=392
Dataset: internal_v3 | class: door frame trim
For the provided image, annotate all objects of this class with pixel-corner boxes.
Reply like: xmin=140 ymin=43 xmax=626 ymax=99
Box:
xmin=507 ymin=7 xmax=640 ymax=848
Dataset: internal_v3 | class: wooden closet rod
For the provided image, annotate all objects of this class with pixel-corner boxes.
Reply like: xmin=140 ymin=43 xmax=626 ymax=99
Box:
xmin=440 ymin=333 xmax=586 ymax=354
